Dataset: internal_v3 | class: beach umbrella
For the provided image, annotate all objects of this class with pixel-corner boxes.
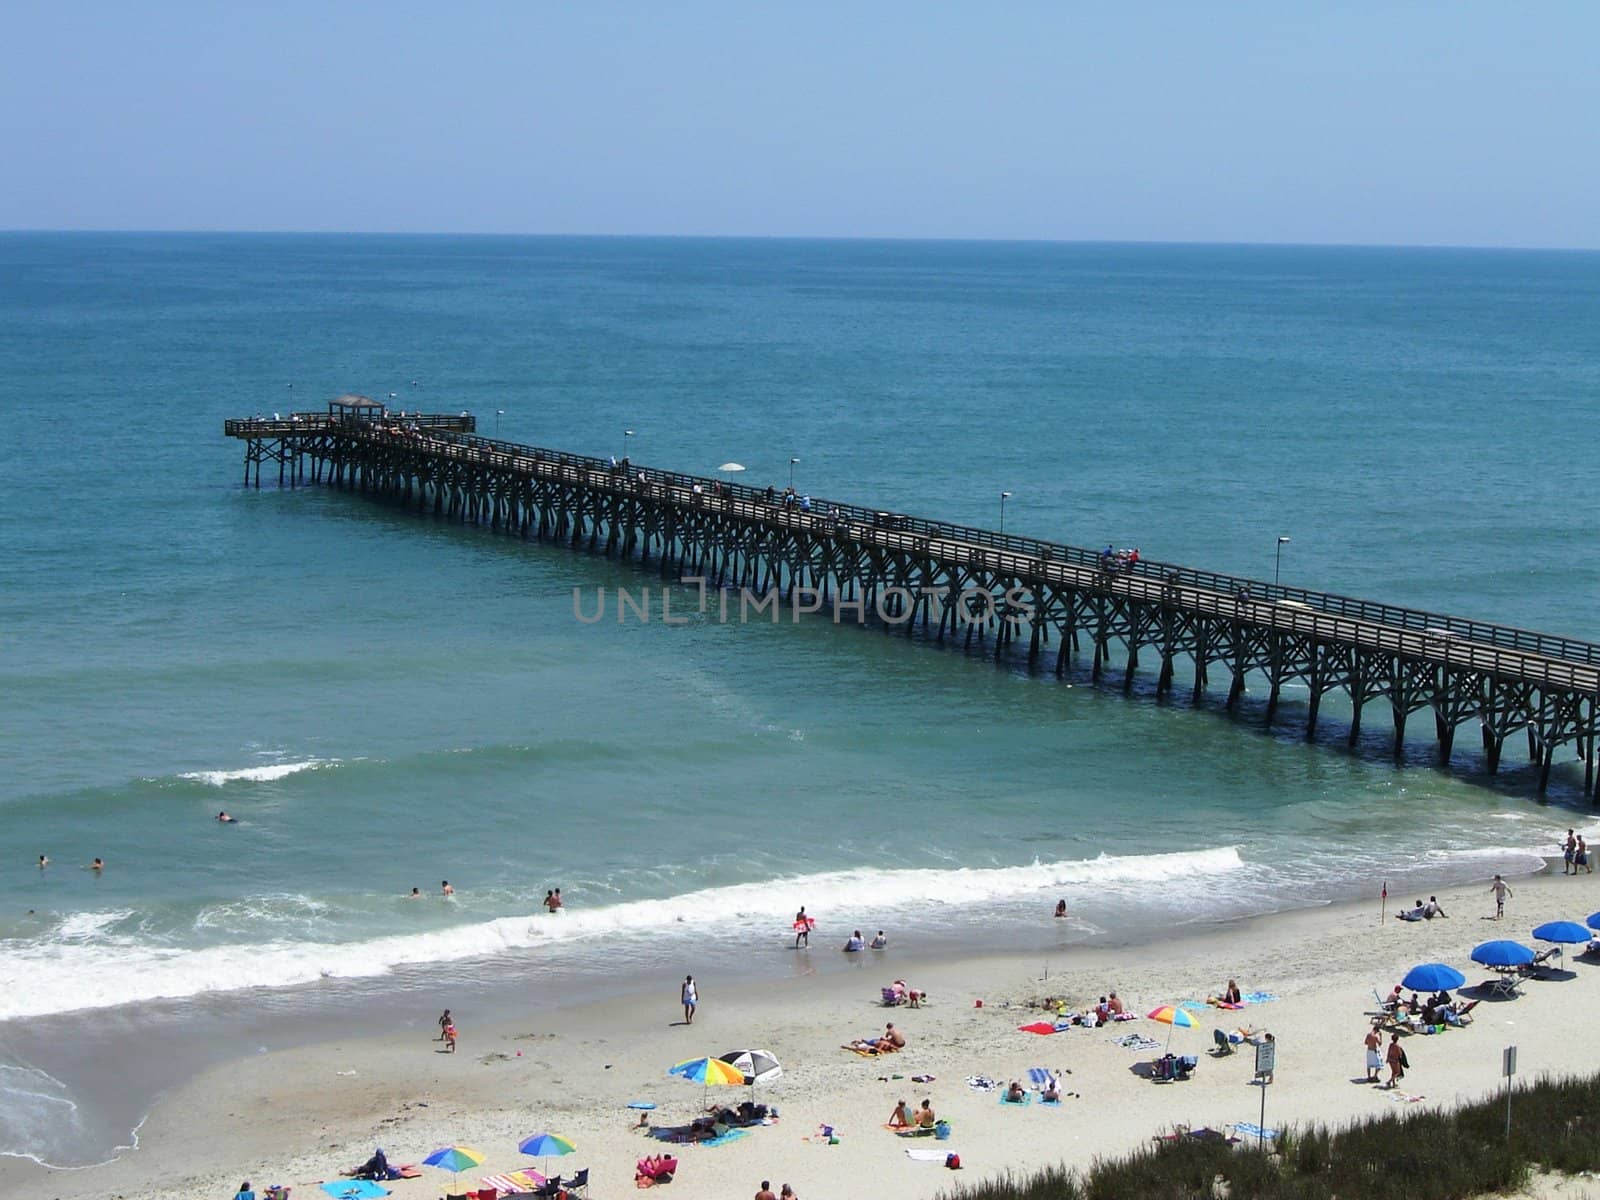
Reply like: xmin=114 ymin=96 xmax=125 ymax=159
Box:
xmin=518 ymin=1131 xmax=576 ymax=1176
xmin=669 ymin=1054 xmax=746 ymax=1109
xmin=422 ymin=1145 xmax=484 ymax=1187
xmin=1472 ymin=940 xmax=1536 ymax=968
xmin=719 ymin=1048 xmax=783 ymax=1088
xmin=1400 ymin=963 xmax=1466 ymax=992
xmin=1533 ymin=921 xmax=1590 ymax=944
xmin=1146 ymin=1004 xmax=1198 ymax=1050
xmin=717 ymin=463 xmax=746 ymax=472
xmin=1586 ymin=911 xmax=1600 ymax=932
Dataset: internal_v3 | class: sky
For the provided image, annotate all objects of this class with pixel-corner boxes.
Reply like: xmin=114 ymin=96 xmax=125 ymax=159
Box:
xmin=2 ymin=2 xmax=1597 ymax=247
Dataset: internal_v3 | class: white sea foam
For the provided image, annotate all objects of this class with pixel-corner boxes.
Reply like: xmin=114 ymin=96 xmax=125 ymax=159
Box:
xmin=0 ymin=847 xmax=1245 ymax=1020
xmin=177 ymin=759 xmax=335 ymax=786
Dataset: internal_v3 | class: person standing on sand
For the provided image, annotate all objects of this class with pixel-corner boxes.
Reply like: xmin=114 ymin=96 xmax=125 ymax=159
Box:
xmin=1489 ymin=875 xmax=1512 ymax=919
xmin=755 ymin=1183 xmax=776 ymax=1200
xmin=1385 ymin=1033 xmax=1405 ymax=1089
xmin=437 ymin=1009 xmax=451 ymax=1041
xmin=682 ymin=975 xmax=698 ymax=1024
xmin=444 ymin=1020 xmax=458 ymax=1053
xmin=1564 ymin=830 xmax=1577 ymax=875
xmin=1579 ymin=837 xmax=1593 ymax=875
xmin=1364 ymin=1027 xmax=1382 ymax=1082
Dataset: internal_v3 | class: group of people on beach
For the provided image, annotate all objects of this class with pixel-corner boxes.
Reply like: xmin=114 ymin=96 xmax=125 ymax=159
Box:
xmin=1563 ymin=829 xmax=1593 ymax=875
xmin=791 ymin=907 xmax=887 ymax=952
xmin=754 ymin=1181 xmax=799 ymax=1200
xmin=1395 ymin=895 xmax=1448 ymax=922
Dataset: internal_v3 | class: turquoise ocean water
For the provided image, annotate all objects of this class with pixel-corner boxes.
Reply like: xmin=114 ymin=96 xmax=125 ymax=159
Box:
xmin=2 ymin=234 xmax=1599 ymax=1164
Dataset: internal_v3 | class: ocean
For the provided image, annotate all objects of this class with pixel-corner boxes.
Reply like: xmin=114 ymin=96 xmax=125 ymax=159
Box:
xmin=2 ymin=233 xmax=1598 ymax=1166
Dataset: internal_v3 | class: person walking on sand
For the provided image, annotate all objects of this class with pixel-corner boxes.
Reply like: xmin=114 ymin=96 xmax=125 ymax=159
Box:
xmin=779 ymin=1186 xmax=798 ymax=1199
xmin=444 ymin=1019 xmax=458 ymax=1053
xmin=437 ymin=1009 xmax=451 ymax=1041
xmin=794 ymin=907 xmax=810 ymax=948
xmin=1385 ymin=1032 xmax=1406 ymax=1089
xmin=681 ymin=974 xmax=698 ymax=1025
xmin=1489 ymin=875 xmax=1513 ymax=919
xmin=1579 ymin=837 xmax=1593 ymax=875
xmin=755 ymin=1183 xmax=777 ymax=1200
xmin=1564 ymin=830 xmax=1577 ymax=875
xmin=1364 ymin=1027 xmax=1382 ymax=1082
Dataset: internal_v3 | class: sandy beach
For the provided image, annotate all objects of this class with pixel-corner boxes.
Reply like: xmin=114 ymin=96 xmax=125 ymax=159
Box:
xmin=11 ymin=863 xmax=1600 ymax=1200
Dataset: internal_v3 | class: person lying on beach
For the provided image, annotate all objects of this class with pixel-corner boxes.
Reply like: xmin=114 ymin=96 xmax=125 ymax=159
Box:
xmin=888 ymin=1099 xmax=913 ymax=1128
xmin=845 ymin=1022 xmax=906 ymax=1053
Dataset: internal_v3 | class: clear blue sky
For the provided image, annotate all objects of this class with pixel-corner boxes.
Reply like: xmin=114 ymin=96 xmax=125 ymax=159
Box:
xmin=4 ymin=2 xmax=1597 ymax=247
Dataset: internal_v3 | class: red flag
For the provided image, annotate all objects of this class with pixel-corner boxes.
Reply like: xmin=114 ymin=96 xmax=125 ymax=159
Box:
xmin=1382 ymin=881 xmax=1388 ymax=899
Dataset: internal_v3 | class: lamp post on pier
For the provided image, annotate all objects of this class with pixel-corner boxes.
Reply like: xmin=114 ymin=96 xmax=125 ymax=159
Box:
xmin=495 ymin=410 xmax=505 ymax=436
xmin=1275 ymin=535 xmax=1292 ymax=586
xmin=622 ymin=429 xmax=634 ymax=462
xmin=789 ymin=457 xmax=800 ymax=489
xmin=1000 ymin=491 xmax=1013 ymax=535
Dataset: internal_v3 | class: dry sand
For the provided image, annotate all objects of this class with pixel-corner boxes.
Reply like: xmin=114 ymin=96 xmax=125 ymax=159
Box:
xmin=12 ymin=865 xmax=1600 ymax=1200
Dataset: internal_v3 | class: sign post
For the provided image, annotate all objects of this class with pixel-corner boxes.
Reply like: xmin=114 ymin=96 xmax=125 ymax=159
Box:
xmin=1503 ymin=1045 xmax=1517 ymax=1140
xmin=1255 ymin=1038 xmax=1277 ymax=1147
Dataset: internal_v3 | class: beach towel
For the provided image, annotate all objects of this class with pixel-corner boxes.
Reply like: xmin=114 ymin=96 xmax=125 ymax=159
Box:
xmin=1112 ymin=1033 xmax=1161 ymax=1051
xmin=1387 ymin=1090 xmax=1427 ymax=1104
xmin=1017 ymin=1021 xmax=1059 ymax=1035
xmin=896 ymin=1127 xmax=936 ymax=1138
xmin=697 ymin=1128 xmax=750 ymax=1148
xmin=320 ymin=1183 xmax=388 ymax=1200
xmin=906 ymin=1148 xmax=955 ymax=1161
xmin=482 ymin=1171 xmax=544 ymax=1194
xmin=396 ymin=1166 xmax=422 ymax=1179
xmin=966 ymin=1075 xmax=1000 ymax=1092
xmin=998 ymin=1091 xmax=1032 ymax=1106
xmin=1242 ymin=991 xmax=1279 ymax=1005
xmin=1231 ymin=1122 xmax=1278 ymax=1140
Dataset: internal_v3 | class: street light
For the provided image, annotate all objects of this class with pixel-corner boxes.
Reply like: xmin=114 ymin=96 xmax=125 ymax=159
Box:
xmin=495 ymin=409 xmax=505 ymax=436
xmin=622 ymin=429 xmax=634 ymax=461
xmin=789 ymin=457 xmax=800 ymax=489
xmin=1275 ymin=535 xmax=1292 ymax=586
xmin=1000 ymin=491 xmax=1013 ymax=534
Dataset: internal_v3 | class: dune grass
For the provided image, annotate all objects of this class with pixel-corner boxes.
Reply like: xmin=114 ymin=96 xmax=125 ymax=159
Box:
xmin=940 ymin=1071 xmax=1600 ymax=1200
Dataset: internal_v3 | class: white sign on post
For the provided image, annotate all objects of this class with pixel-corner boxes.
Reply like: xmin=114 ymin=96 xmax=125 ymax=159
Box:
xmin=1503 ymin=1046 xmax=1518 ymax=1077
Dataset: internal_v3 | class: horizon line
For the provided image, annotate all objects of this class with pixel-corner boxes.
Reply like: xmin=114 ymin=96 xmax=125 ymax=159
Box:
xmin=1 ymin=228 xmax=1597 ymax=255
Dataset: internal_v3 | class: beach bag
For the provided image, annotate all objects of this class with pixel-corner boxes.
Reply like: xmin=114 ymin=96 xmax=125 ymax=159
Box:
xmin=1399 ymin=1048 xmax=1410 ymax=1070
xmin=945 ymin=1153 xmax=962 ymax=1169
xmin=934 ymin=1120 xmax=951 ymax=1140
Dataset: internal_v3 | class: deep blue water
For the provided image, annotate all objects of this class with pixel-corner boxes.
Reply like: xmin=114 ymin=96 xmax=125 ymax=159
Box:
xmin=2 ymin=234 xmax=1598 ymax=1162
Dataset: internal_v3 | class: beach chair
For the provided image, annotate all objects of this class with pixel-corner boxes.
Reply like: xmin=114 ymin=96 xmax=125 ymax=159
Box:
xmin=1518 ymin=947 xmax=1560 ymax=977
xmin=1485 ymin=973 xmax=1521 ymax=999
xmin=1211 ymin=1029 xmax=1235 ymax=1056
xmin=564 ymin=1168 xmax=589 ymax=1196
xmin=881 ymin=986 xmax=907 ymax=1006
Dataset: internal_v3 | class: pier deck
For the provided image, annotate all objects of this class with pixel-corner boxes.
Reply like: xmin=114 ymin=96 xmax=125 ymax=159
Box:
xmin=227 ymin=402 xmax=1600 ymax=798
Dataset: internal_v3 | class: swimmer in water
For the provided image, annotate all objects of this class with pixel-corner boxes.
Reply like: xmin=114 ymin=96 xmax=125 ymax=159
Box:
xmin=89 ymin=858 xmax=104 ymax=872
xmin=408 ymin=887 xmax=421 ymax=898
xmin=38 ymin=855 xmax=49 ymax=869
xmin=441 ymin=880 xmax=454 ymax=896
xmin=217 ymin=812 xmax=237 ymax=823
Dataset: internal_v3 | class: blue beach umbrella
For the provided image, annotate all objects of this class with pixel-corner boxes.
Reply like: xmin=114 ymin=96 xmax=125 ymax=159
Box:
xmin=1586 ymin=912 xmax=1600 ymax=932
xmin=1533 ymin=921 xmax=1591 ymax=944
xmin=1471 ymin=940 xmax=1535 ymax=968
xmin=1401 ymin=963 xmax=1466 ymax=992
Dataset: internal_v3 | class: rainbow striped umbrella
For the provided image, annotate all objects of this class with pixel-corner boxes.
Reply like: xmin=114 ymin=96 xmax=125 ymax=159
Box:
xmin=422 ymin=1145 xmax=484 ymax=1185
xmin=669 ymin=1054 xmax=746 ymax=1108
xmin=1146 ymin=1004 xmax=1198 ymax=1050
xmin=518 ymin=1131 xmax=576 ymax=1174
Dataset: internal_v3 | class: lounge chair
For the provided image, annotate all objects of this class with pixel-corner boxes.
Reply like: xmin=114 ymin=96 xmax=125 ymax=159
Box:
xmin=1518 ymin=947 xmax=1561 ymax=977
xmin=1485 ymin=973 xmax=1521 ymax=999
xmin=1212 ymin=1029 xmax=1235 ymax=1056
xmin=882 ymin=986 xmax=907 ymax=1006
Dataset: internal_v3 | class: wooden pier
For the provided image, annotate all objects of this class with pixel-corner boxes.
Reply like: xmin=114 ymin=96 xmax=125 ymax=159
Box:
xmin=227 ymin=397 xmax=1600 ymax=799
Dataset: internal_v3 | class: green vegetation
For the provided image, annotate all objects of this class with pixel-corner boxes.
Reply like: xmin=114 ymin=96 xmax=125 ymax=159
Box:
xmin=941 ymin=1072 xmax=1600 ymax=1200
